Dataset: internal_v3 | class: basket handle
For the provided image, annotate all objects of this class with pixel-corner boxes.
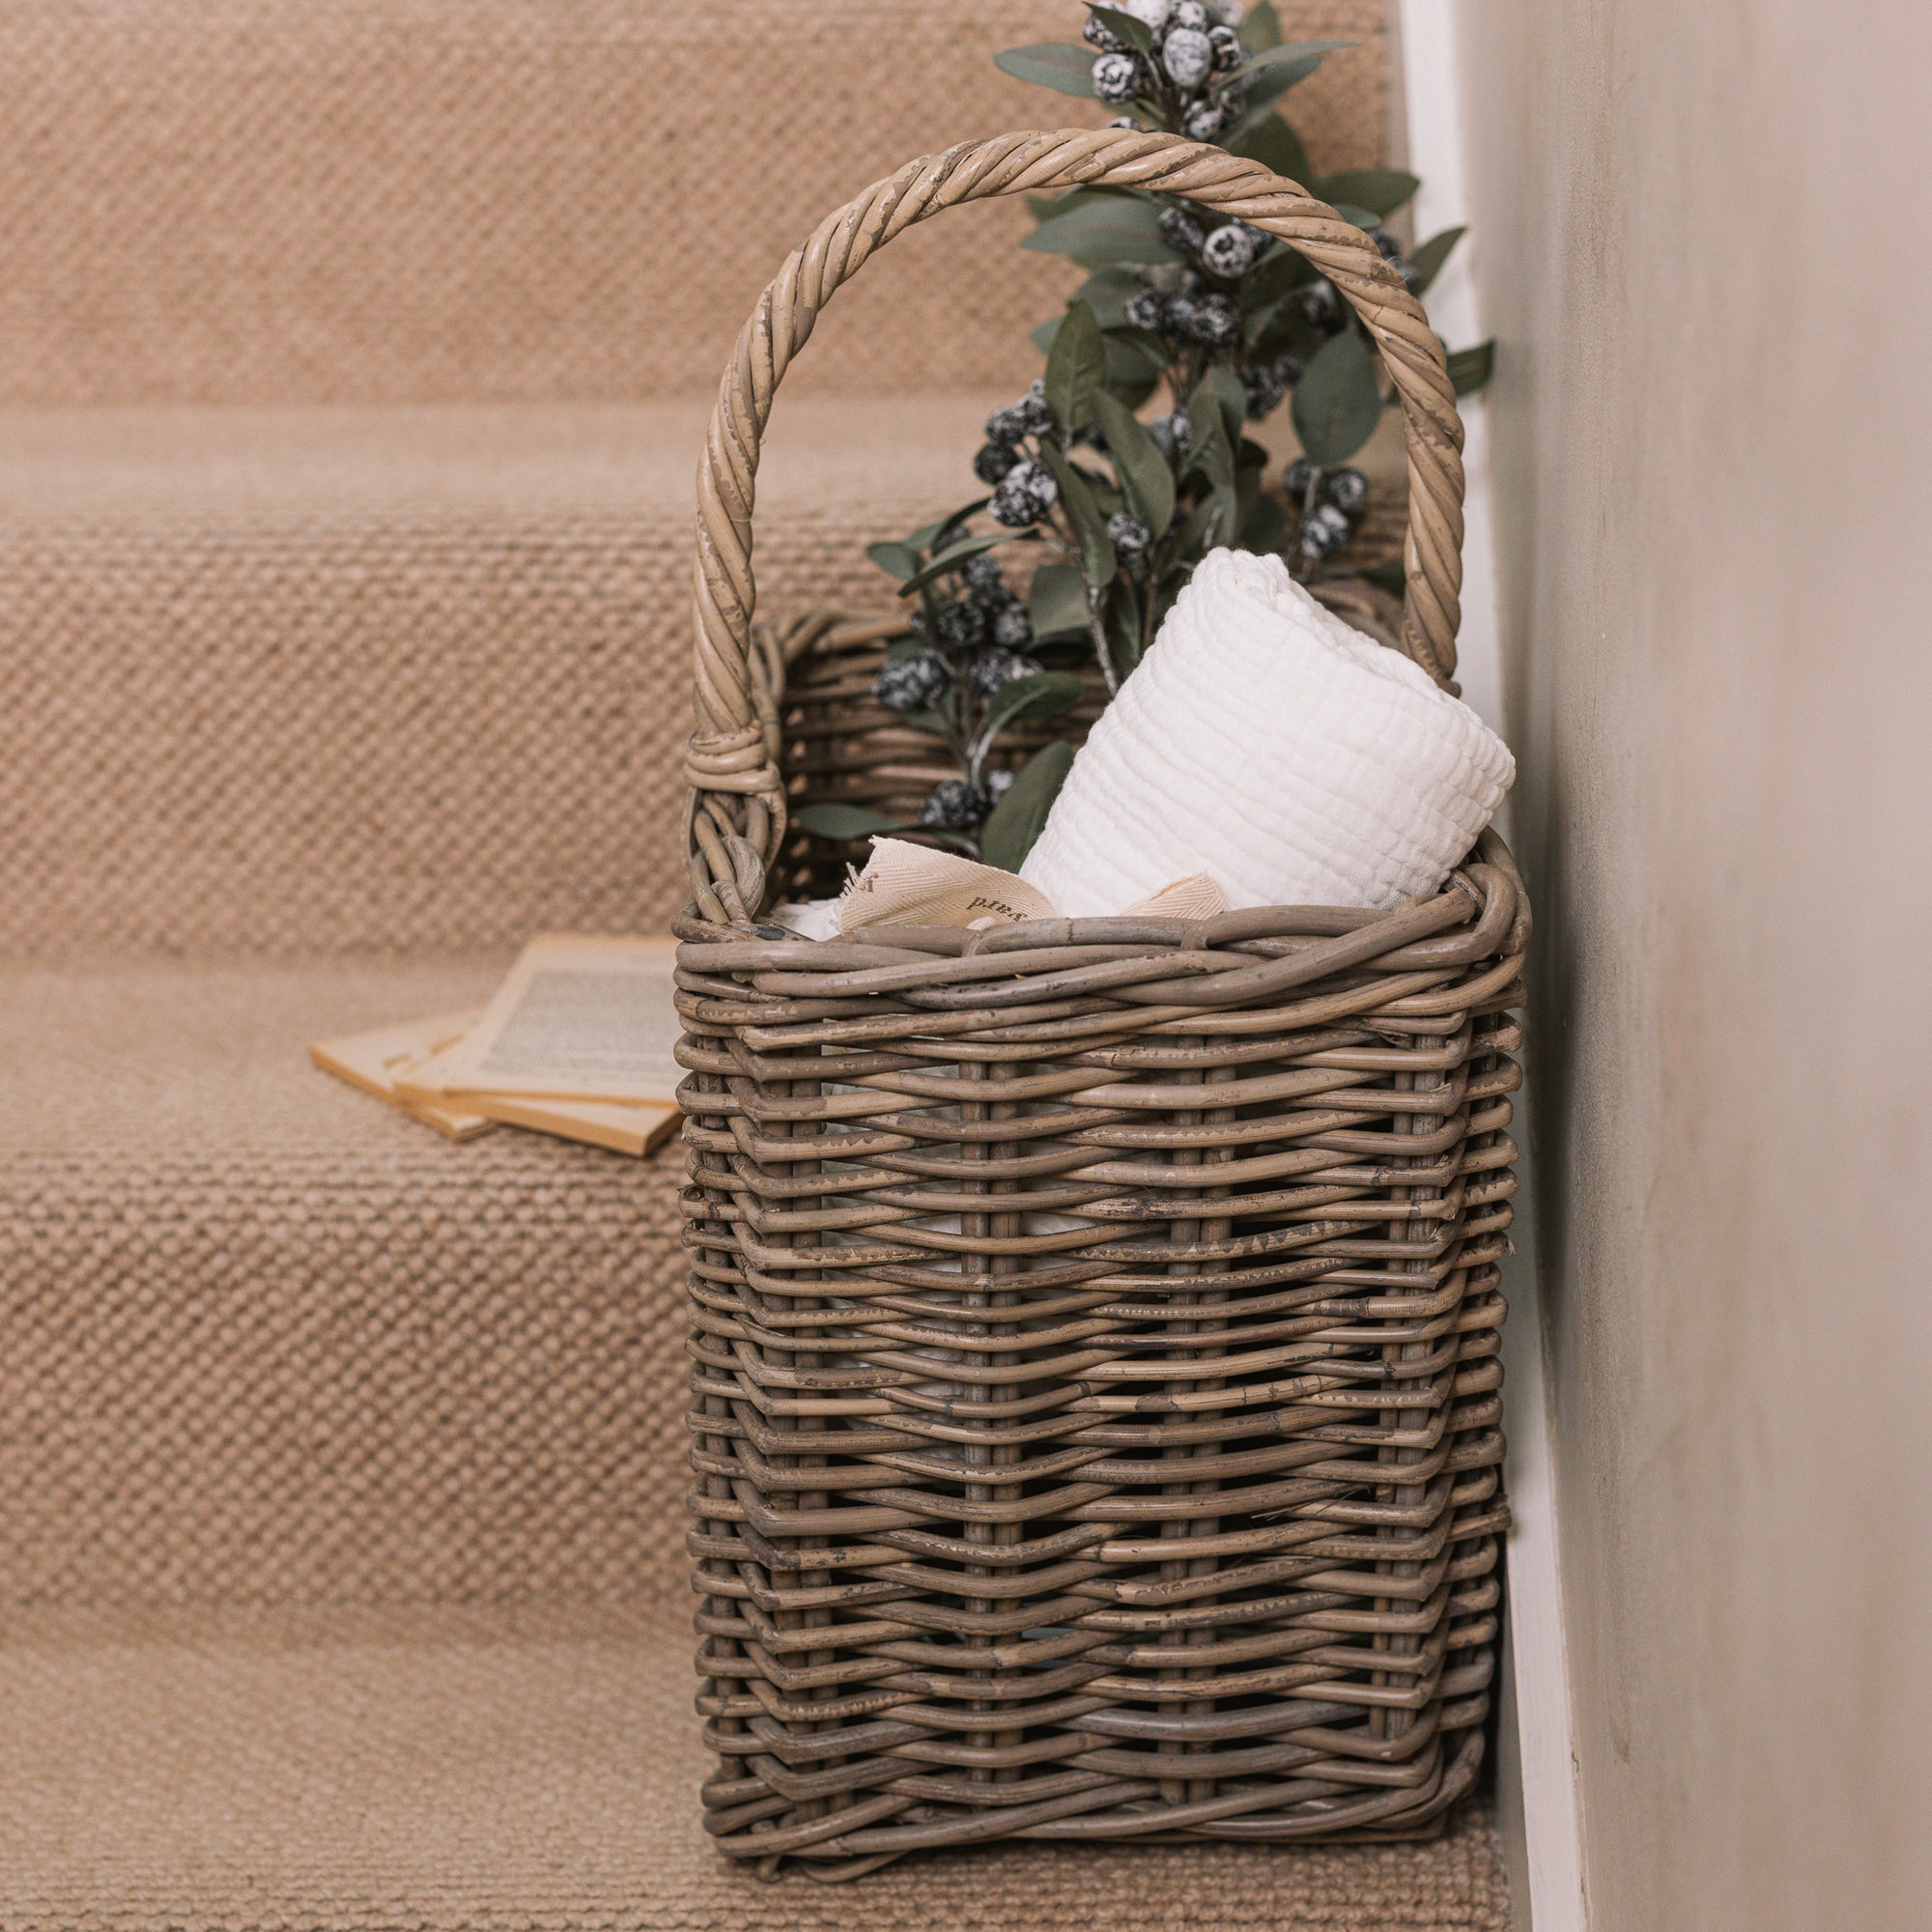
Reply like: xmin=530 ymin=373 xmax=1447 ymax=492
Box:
xmin=687 ymin=127 xmax=1466 ymax=921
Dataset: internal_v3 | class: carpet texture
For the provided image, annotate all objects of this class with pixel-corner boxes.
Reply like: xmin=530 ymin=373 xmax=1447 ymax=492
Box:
xmin=0 ymin=0 xmax=1391 ymax=408
xmin=0 ymin=958 xmax=694 ymax=1610
xmin=0 ymin=1610 xmax=1508 ymax=1932
xmin=0 ymin=397 xmax=989 ymax=956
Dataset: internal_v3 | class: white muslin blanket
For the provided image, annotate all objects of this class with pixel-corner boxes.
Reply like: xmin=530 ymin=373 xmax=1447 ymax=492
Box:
xmin=1019 ymin=548 xmax=1516 ymax=914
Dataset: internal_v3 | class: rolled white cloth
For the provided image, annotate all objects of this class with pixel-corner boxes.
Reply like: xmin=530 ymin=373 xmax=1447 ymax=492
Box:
xmin=1018 ymin=548 xmax=1516 ymax=914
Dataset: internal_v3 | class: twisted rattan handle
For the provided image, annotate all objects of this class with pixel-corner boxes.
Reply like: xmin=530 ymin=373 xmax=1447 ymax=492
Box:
xmin=688 ymin=127 xmax=1466 ymax=913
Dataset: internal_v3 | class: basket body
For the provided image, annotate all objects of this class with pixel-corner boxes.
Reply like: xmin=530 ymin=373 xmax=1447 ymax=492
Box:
xmin=672 ymin=128 xmax=1523 ymax=1876
xmin=674 ymin=673 xmax=1525 ymax=1871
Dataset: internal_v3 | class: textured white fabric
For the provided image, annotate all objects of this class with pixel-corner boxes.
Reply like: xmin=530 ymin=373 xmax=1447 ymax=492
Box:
xmin=1019 ymin=550 xmax=1515 ymax=915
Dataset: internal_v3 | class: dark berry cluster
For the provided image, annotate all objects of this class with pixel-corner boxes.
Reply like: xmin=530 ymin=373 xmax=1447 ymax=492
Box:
xmin=871 ymin=548 xmax=1042 ymax=829
xmin=1085 ymin=0 xmax=1248 ymax=138
xmin=1284 ymin=458 xmax=1371 ymax=560
xmin=975 ymin=381 xmax=1067 ymax=528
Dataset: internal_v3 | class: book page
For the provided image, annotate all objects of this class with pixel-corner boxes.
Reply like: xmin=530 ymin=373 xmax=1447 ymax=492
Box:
xmin=434 ymin=934 xmax=685 ymax=1104
xmin=309 ymin=1010 xmax=495 ymax=1140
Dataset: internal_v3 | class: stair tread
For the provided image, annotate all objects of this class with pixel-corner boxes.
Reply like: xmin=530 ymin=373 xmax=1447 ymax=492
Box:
xmin=0 ymin=1606 xmax=1506 ymax=1930
xmin=0 ymin=0 xmax=1390 ymax=408
xmin=0 ymin=395 xmax=1009 ymax=957
xmin=1 ymin=956 xmax=694 ymax=1608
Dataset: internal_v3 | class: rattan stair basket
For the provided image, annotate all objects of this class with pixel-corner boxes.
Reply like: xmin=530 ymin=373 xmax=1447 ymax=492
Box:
xmin=673 ymin=128 xmax=1526 ymax=1880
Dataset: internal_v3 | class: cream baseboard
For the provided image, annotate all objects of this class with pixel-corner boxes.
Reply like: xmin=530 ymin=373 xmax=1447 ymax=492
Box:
xmin=1393 ymin=7 xmax=1591 ymax=1926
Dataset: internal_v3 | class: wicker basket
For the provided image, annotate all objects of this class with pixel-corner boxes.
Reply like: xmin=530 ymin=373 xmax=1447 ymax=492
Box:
xmin=674 ymin=128 xmax=1526 ymax=1879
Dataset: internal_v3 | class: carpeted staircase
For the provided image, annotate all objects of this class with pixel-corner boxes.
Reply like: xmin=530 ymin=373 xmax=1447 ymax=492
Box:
xmin=0 ymin=3 xmax=1510 ymax=1925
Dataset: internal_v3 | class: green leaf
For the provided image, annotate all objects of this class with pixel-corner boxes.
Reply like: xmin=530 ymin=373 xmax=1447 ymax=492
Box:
xmin=1241 ymin=242 xmax=1315 ymax=313
xmin=1447 ymin=340 xmax=1494 ymax=395
xmin=895 ymin=706 xmax=953 ymax=737
xmin=1037 ymin=443 xmax=1118 ymax=588
xmin=1207 ymin=363 xmax=1247 ymax=447
xmin=1292 ymin=329 xmax=1382 ymax=467
xmin=1362 ymin=557 xmax=1406 ymax=595
xmin=1328 ymin=202 xmax=1380 ymax=231
xmin=1184 ymin=382 xmax=1239 ymax=549
xmin=1318 ymin=169 xmax=1421 ymax=217
xmin=1230 ymin=39 xmax=1352 ymax=87
xmin=980 ymin=669 xmax=1086 ymax=741
xmin=1091 ymin=390 xmax=1175 ymax=538
xmin=1230 ymin=113 xmax=1313 ymax=188
xmin=1024 ymin=197 xmax=1179 ymax=266
xmin=1034 ymin=316 xmax=1165 ymax=396
xmin=1044 ymin=299 xmax=1107 ymax=433
xmin=1087 ymin=5 xmax=1154 ymax=52
xmin=980 ymin=741 xmax=1075 ymax=871
xmin=1407 ymin=226 xmax=1465 ymax=297
xmin=793 ymin=803 xmax=912 ymax=842
xmin=907 ymin=499 xmax=988 ymax=553
xmin=994 ymin=43 xmax=1099 ymax=98
xmin=1028 ymin=561 xmax=1090 ymax=639
xmin=1236 ymin=1 xmax=1281 ymax=53
xmin=896 ymin=531 xmax=1029 ymax=599
xmin=867 ymin=540 xmax=921 ymax=582
xmin=1072 ymin=267 xmax=1146 ymax=330
xmin=1105 ymin=574 xmax=1146 ymax=677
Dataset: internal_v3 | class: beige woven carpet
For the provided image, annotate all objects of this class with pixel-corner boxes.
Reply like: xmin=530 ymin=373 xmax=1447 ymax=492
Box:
xmin=0 ymin=397 xmax=988 ymax=957
xmin=0 ymin=0 xmax=1390 ymax=408
xmin=0 ymin=1609 xmax=1507 ymax=1931
xmin=0 ymin=958 xmax=694 ymax=1609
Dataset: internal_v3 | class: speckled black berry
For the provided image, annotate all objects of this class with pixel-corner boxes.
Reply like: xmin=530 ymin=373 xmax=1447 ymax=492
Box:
xmin=990 ymin=459 xmax=1057 ymax=527
xmin=1170 ymin=0 xmax=1208 ymax=28
xmin=1158 ymin=206 xmax=1207 ymax=258
xmin=983 ymin=767 xmax=1015 ymax=809
xmin=1015 ymin=380 xmax=1054 ymax=437
xmin=974 ymin=440 xmax=1018 ymax=485
xmin=1208 ymin=22 xmax=1241 ymax=69
xmin=968 ymin=647 xmax=1040 ymax=696
xmin=1242 ymin=363 xmax=1285 ymax=419
xmin=1161 ymin=26 xmax=1212 ymax=88
xmin=935 ymin=600 xmax=987 ymax=650
xmin=1293 ymin=278 xmax=1344 ymax=330
xmin=1106 ymin=512 xmax=1151 ymax=564
xmin=1081 ymin=14 xmax=1126 ymax=50
xmin=963 ymin=552 xmax=1004 ymax=589
xmin=1124 ymin=289 xmax=1168 ymax=332
xmin=1182 ymin=96 xmax=1227 ymax=141
xmin=1092 ymin=51 xmax=1146 ymax=104
xmin=1200 ymin=222 xmax=1256 ymax=279
xmin=920 ymin=779 xmax=988 ymax=830
xmin=1298 ymin=502 xmax=1350 ymax=558
xmin=873 ymin=650 xmax=950 ymax=713
xmin=1283 ymin=457 xmax=1317 ymax=500
xmin=1322 ymin=467 xmax=1369 ymax=514
xmin=984 ymin=404 xmax=1027 ymax=447
xmin=1371 ymin=227 xmax=1403 ymax=262
xmin=992 ymin=602 xmax=1034 ymax=648
xmin=1190 ymin=293 xmax=1240 ymax=345
xmin=1147 ymin=412 xmax=1191 ymax=460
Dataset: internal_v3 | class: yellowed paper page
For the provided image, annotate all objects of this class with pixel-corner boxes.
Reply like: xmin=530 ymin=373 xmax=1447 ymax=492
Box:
xmin=837 ymin=838 xmax=1057 ymax=933
xmin=309 ymin=1011 xmax=495 ymax=1141
xmin=471 ymin=1094 xmax=681 ymax=1158
xmin=434 ymin=934 xmax=685 ymax=1105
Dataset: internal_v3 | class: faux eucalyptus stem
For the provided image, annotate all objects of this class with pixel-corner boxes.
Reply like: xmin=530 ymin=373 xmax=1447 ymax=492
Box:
xmin=801 ymin=0 xmax=1496 ymax=871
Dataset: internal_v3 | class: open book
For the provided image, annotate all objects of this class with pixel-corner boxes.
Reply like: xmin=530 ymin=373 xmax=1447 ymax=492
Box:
xmin=311 ymin=935 xmax=684 ymax=1157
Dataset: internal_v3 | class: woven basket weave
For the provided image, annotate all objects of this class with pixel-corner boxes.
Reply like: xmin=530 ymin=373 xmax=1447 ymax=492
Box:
xmin=673 ymin=128 xmax=1526 ymax=1880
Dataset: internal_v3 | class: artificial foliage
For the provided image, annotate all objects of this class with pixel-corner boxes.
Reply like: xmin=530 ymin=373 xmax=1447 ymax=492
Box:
xmin=796 ymin=0 xmax=1492 ymax=864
